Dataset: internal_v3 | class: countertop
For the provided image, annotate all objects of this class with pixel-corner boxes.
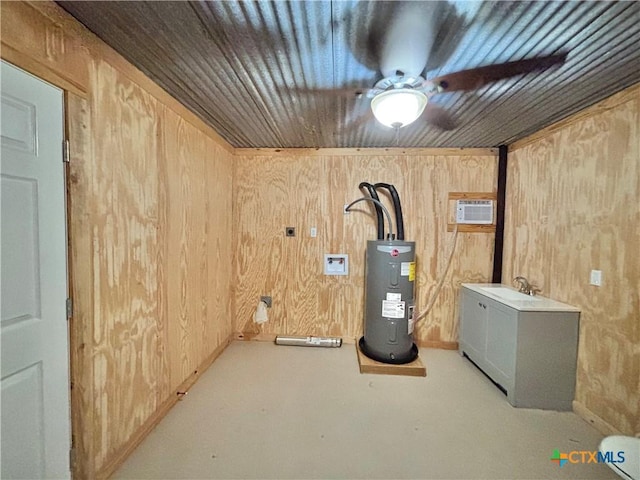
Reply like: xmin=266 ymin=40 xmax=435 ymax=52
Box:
xmin=462 ymin=283 xmax=581 ymax=312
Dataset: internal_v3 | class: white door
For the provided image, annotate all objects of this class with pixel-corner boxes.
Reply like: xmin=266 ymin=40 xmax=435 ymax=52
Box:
xmin=1 ymin=61 xmax=71 ymax=479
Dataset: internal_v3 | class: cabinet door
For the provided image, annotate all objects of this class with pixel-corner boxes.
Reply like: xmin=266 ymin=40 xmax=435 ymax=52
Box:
xmin=460 ymin=289 xmax=488 ymax=362
xmin=485 ymin=301 xmax=517 ymax=387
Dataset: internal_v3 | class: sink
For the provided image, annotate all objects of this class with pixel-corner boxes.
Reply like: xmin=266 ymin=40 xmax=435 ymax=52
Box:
xmin=478 ymin=286 xmax=542 ymax=302
xmin=462 ymin=283 xmax=580 ymax=312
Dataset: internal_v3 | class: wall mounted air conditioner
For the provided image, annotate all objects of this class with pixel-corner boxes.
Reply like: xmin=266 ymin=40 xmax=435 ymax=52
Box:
xmin=456 ymin=200 xmax=494 ymax=224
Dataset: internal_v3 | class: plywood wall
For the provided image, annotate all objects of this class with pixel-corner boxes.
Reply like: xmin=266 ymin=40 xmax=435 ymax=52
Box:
xmin=505 ymin=84 xmax=640 ymax=436
xmin=233 ymin=149 xmax=498 ymax=347
xmin=1 ymin=2 xmax=235 ymax=478
xmin=162 ymin=107 xmax=234 ymax=393
xmin=88 ymin=58 xmax=163 ymax=470
xmin=12 ymin=1 xmax=637 ymax=476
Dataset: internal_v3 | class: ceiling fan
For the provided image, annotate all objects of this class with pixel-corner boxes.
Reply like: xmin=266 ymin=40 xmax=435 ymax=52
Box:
xmin=363 ymin=52 xmax=568 ymax=131
xmin=304 ymin=2 xmax=568 ymax=133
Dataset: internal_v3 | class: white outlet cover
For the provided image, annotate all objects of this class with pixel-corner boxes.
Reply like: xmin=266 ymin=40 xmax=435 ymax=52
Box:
xmin=590 ymin=269 xmax=602 ymax=286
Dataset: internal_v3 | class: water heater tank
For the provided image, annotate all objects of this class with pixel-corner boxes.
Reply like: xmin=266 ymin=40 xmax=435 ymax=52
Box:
xmin=360 ymin=239 xmax=418 ymax=364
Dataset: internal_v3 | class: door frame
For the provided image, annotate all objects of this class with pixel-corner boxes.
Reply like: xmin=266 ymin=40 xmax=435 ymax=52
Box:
xmin=0 ymin=55 xmax=91 ymax=478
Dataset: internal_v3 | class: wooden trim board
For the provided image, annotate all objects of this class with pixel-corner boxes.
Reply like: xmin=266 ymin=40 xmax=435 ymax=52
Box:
xmin=448 ymin=192 xmax=497 ymax=200
xmin=572 ymin=401 xmax=623 ymax=437
xmin=235 ymin=332 xmax=278 ymax=342
xmin=447 ymin=224 xmax=496 ymax=233
xmin=417 ymin=340 xmax=459 ymax=350
xmin=95 ymin=334 xmax=233 ymax=480
xmin=234 ymin=147 xmax=497 ymax=157
xmin=356 ymin=343 xmax=427 ymax=377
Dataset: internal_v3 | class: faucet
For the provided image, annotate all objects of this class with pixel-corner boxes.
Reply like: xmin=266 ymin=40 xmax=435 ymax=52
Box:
xmin=513 ymin=276 xmax=535 ymax=295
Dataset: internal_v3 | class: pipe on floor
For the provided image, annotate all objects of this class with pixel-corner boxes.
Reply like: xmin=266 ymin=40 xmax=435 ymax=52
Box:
xmin=275 ymin=336 xmax=342 ymax=348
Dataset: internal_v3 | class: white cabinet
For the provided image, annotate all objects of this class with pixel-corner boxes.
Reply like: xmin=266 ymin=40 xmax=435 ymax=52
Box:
xmin=459 ymin=285 xmax=580 ymax=410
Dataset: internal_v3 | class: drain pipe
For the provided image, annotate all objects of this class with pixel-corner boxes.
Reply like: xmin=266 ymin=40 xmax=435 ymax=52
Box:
xmin=492 ymin=145 xmax=508 ymax=283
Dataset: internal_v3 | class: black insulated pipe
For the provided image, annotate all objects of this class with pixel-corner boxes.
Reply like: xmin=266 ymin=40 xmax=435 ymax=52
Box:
xmin=374 ymin=183 xmax=405 ymax=240
xmin=359 ymin=182 xmax=384 ymax=240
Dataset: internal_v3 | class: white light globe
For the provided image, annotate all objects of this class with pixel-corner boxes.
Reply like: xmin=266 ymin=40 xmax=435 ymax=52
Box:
xmin=371 ymin=89 xmax=428 ymax=128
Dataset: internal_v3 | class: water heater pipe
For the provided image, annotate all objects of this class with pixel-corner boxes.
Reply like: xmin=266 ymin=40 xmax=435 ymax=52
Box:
xmin=374 ymin=183 xmax=405 ymax=240
xmin=345 ymin=197 xmax=395 ymax=240
xmin=359 ymin=182 xmax=385 ymax=240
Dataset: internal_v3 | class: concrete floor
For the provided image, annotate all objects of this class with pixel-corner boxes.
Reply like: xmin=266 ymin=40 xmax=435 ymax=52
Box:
xmin=114 ymin=341 xmax=618 ymax=479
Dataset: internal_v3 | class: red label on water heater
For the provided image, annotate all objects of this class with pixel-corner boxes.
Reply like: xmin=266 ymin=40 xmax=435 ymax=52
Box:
xmin=390 ymin=249 xmax=399 ymax=257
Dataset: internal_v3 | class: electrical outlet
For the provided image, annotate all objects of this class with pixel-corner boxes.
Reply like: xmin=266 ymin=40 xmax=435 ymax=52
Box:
xmin=260 ymin=296 xmax=272 ymax=308
xmin=589 ymin=269 xmax=602 ymax=286
xmin=310 ymin=227 xmax=317 ymax=238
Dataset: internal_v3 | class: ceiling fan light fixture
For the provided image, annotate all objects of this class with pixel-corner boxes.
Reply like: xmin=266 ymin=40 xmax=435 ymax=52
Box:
xmin=370 ymin=89 xmax=428 ymax=128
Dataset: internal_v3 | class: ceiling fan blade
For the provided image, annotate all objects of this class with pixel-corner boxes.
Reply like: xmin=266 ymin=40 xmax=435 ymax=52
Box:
xmin=423 ymin=103 xmax=456 ymax=131
xmin=342 ymin=110 xmax=375 ymax=133
xmin=287 ymin=87 xmax=369 ymax=98
xmin=379 ymin=2 xmax=437 ymax=78
xmin=430 ymin=52 xmax=568 ymax=92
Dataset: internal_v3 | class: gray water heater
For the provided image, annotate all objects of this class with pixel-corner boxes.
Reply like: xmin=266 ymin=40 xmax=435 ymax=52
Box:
xmin=360 ymin=239 xmax=418 ymax=364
